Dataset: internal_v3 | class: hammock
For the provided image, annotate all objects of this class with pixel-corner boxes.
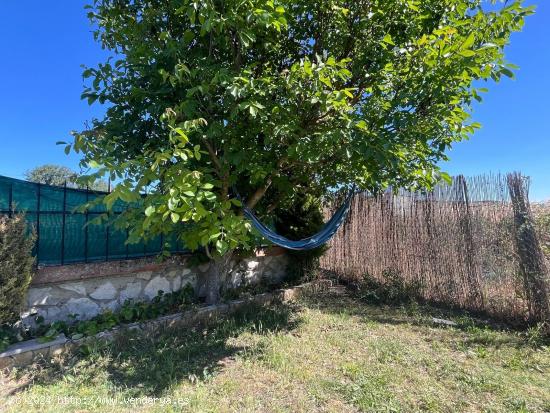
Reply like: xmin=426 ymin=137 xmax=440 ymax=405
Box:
xmin=240 ymin=188 xmax=355 ymax=251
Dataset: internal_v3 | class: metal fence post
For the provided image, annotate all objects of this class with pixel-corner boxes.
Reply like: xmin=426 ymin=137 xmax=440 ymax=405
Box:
xmin=85 ymin=185 xmax=89 ymax=263
xmin=105 ymin=213 xmax=110 ymax=262
xmin=60 ymin=181 xmax=67 ymax=265
xmin=36 ymin=183 xmax=41 ymax=261
xmin=8 ymin=183 xmax=13 ymax=217
xmin=105 ymin=179 xmax=111 ymax=262
xmin=126 ymin=227 xmax=130 ymax=259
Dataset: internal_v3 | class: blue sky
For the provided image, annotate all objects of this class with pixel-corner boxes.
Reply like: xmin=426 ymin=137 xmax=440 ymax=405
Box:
xmin=0 ymin=1 xmax=548 ymax=200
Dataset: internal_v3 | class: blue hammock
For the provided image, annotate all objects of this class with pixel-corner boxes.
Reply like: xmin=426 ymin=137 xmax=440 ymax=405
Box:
xmin=240 ymin=189 xmax=355 ymax=251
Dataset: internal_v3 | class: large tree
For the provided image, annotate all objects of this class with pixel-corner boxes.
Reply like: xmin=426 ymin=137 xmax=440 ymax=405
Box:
xmin=25 ymin=164 xmax=109 ymax=191
xmin=67 ymin=0 xmax=532 ymax=303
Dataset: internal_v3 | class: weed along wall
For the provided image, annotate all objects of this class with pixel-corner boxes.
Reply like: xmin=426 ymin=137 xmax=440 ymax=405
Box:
xmin=24 ymin=248 xmax=288 ymax=324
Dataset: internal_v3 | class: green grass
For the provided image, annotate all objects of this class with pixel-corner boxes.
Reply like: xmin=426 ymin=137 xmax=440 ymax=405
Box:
xmin=1 ymin=287 xmax=549 ymax=412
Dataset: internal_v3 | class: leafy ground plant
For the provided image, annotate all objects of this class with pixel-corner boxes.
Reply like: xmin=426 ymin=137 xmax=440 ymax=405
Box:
xmin=1 ymin=287 xmax=549 ymax=412
xmin=1 ymin=285 xmax=198 ymax=350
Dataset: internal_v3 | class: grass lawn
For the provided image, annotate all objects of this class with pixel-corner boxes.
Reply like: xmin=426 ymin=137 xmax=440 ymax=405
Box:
xmin=1 ymin=287 xmax=549 ymax=413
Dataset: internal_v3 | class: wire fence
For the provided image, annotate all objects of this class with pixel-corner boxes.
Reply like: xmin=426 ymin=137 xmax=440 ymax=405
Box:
xmin=0 ymin=175 xmax=186 ymax=266
xmin=320 ymin=173 xmax=550 ymax=325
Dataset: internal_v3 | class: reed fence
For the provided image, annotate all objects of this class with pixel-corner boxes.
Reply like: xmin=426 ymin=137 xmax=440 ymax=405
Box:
xmin=321 ymin=173 xmax=550 ymax=324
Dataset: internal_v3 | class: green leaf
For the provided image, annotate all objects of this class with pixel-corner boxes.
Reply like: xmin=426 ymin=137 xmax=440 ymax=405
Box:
xmin=320 ymin=77 xmax=332 ymax=88
xmin=382 ymin=34 xmax=395 ymax=45
xmin=171 ymin=212 xmax=180 ymax=223
xmin=461 ymin=33 xmax=475 ymax=50
xmin=86 ymin=94 xmax=98 ymax=105
xmin=145 ymin=205 xmax=156 ymax=217
xmin=173 ymin=128 xmax=189 ymax=143
xmin=119 ymin=188 xmax=137 ymax=203
xmin=215 ymin=239 xmax=228 ymax=255
xmin=230 ymin=199 xmax=242 ymax=207
xmin=204 ymin=191 xmax=216 ymax=201
xmin=458 ymin=49 xmax=476 ymax=57
xmin=439 ymin=171 xmax=452 ymax=185
xmin=187 ymin=7 xmax=195 ymax=24
xmin=183 ymin=30 xmax=194 ymax=45
xmin=209 ymin=232 xmax=222 ymax=240
xmin=477 ymin=42 xmax=497 ymax=50
xmin=500 ymin=67 xmax=515 ymax=78
xmin=229 ymin=85 xmax=240 ymax=98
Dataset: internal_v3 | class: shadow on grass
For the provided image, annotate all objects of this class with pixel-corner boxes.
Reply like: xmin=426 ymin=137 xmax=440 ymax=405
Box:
xmin=13 ymin=301 xmax=302 ymax=397
xmin=7 ymin=286 xmax=544 ymax=399
xmin=298 ymin=286 xmax=545 ymax=349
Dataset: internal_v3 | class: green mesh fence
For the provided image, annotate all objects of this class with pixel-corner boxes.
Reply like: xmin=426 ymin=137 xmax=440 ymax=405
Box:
xmin=0 ymin=175 xmax=186 ymax=266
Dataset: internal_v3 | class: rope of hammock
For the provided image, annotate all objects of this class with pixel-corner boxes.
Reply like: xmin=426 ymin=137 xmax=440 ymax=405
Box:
xmin=237 ymin=187 xmax=355 ymax=251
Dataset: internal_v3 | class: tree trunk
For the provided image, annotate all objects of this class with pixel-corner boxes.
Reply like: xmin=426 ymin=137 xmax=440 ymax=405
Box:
xmin=204 ymin=251 xmax=234 ymax=305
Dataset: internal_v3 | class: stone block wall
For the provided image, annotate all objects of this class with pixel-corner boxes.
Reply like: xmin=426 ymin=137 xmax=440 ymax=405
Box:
xmin=24 ymin=248 xmax=288 ymax=324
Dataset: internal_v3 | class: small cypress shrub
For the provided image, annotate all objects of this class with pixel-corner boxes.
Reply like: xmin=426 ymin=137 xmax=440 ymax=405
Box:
xmin=0 ymin=213 xmax=36 ymax=325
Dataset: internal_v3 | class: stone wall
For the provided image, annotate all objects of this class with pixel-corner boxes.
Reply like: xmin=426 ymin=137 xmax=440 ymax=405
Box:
xmin=2 ymin=281 xmax=330 ymax=369
xmin=24 ymin=249 xmax=288 ymax=324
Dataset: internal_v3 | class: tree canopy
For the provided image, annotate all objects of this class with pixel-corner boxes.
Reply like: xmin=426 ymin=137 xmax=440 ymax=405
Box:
xmin=25 ymin=164 xmax=109 ymax=191
xmin=67 ymin=0 xmax=532 ymax=257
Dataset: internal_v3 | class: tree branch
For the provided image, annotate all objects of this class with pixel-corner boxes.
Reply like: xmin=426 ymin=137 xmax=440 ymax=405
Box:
xmin=201 ymin=137 xmax=223 ymax=176
xmin=246 ymin=178 xmax=272 ymax=209
xmin=245 ymin=157 xmax=287 ymax=209
xmin=200 ymin=137 xmax=230 ymax=200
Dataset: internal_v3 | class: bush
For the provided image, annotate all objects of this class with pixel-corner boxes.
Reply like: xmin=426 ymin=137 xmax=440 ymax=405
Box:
xmin=0 ymin=213 xmax=35 ymax=325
